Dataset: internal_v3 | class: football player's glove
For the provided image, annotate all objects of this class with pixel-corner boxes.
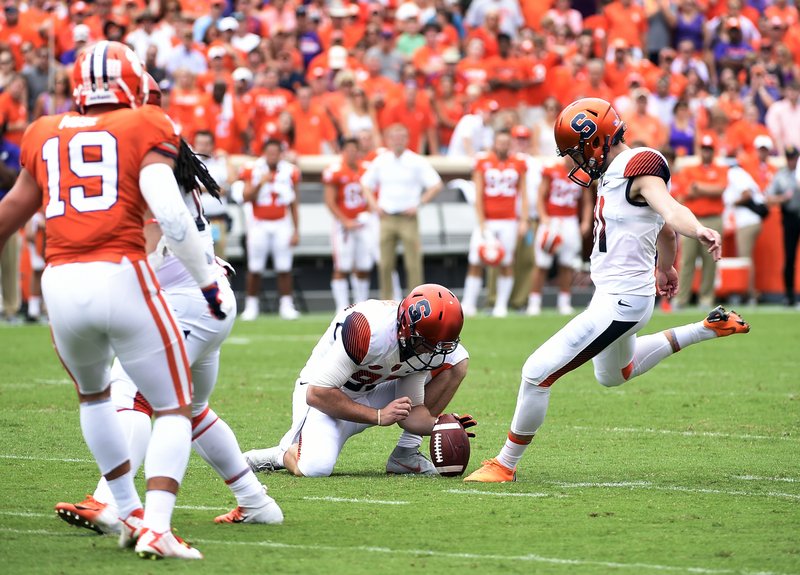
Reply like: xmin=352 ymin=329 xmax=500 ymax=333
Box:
xmin=215 ymin=256 xmax=236 ymax=278
xmin=201 ymin=281 xmax=232 ymax=320
xmin=451 ymin=413 xmax=477 ymax=438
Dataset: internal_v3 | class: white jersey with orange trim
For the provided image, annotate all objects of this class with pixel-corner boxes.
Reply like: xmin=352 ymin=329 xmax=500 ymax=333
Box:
xmin=299 ymin=299 xmax=469 ymax=404
xmin=591 ymin=147 xmax=669 ymax=296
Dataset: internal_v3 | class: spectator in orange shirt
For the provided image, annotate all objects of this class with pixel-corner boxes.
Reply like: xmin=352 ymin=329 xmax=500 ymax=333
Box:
xmin=604 ymin=39 xmax=638 ymax=98
xmin=604 ymin=0 xmax=648 ymax=51
xmin=456 ymin=38 xmax=489 ymax=91
xmin=383 ymin=82 xmax=438 ymax=154
xmin=765 ymin=0 xmax=799 ymax=28
xmin=0 ymin=74 xmax=28 ymax=147
xmin=0 ymin=3 xmax=41 ymax=69
xmin=196 ymin=46 xmax=232 ymax=93
xmin=622 ymin=88 xmax=667 ymax=149
xmin=739 ymin=135 xmax=778 ymax=194
xmin=466 ymin=9 xmax=500 ymax=58
xmin=168 ymin=68 xmax=214 ymax=144
xmin=729 ymin=105 xmax=770 ymax=159
xmin=485 ymin=33 xmax=524 ymax=111
xmin=208 ymin=80 xmax=250 ymax=155
xmin=433 ymin=74 xmax=465 ymax=154
xmin=246 ymin=68 xmax=296 ymax=154
xmin=412 ymin=22 xmax=447 ymax=80
xmin=287 ymin=85 xmax=338 ymax=155
xmin=573 ymin=58 xmax=614 ymax=102
xmin=675 ymin=134 xmax=728 ymax=308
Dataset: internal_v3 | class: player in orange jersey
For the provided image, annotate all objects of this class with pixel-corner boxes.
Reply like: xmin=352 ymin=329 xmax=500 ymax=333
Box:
xmin=460 ymin=130 xmax=529 ymax=318
xmin=323 ymin=137 xmax=374 ymax=311
xmin=240 ymin=138 xmax=302 ymax=321
xmin=526 ymin=158 xmax=593 ymax=316
xmin=0 ymin=42 xmax=233 ymax=559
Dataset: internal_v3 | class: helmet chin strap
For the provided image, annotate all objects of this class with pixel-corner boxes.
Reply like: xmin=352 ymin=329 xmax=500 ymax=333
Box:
xmin=568 ymin=133 xmax=612 ymax=187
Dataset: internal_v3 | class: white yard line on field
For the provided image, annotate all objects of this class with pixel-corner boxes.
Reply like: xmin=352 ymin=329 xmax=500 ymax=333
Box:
xmin=551 ymin=481 xmax=800 ymax=500
xmin=444 ymin=489 xmax=559 ymax=498
xmin=0 ymin=454 xmax=93 ymax=463
xmin=301 ymin=496 xmax=409 ymax=505
xmin=0 ymin=511 xmax=53 ymax=518
xmin=0 ymin=527 xmax=794 ymax=575
xmin=570 ymin=425 xmax=798 ymax=442
xmin=732 ymin=475 xmax=800 ymax=483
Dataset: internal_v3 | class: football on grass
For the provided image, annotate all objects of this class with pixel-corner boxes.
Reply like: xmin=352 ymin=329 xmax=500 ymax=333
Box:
xmin=430 ymin=414 xmax=470 ymax=476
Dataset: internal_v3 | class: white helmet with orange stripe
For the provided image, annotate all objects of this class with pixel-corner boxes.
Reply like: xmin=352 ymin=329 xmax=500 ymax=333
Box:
xmin=72 ymin=41 xmax=147 ymax=110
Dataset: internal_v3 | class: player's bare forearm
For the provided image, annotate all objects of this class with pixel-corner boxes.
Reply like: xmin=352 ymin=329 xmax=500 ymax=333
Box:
xmin=398 ymin=405 xmax=436 ymax=435
xmin=0 ymin=168 xmax=42 ymax=247
xmin=306 ymin=386 xmax=380 ymax=424
xmin=656 ymin=224 xmax=677 ymax=270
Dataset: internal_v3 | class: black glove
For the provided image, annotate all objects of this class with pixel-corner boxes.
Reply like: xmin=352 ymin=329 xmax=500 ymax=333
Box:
xmin=452 ymin=413 xmax=477 ymax=438
xmin=201 ymin=281 xmax=228 ymax=320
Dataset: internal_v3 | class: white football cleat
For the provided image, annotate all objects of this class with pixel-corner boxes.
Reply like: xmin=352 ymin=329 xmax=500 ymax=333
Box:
xmin=491 ymin=306 xmax=508 ymax=318
xmin=558 ymin=305 xmax=575 ymax=315
xmin=526 ymin=302 xmax=541 ymax=316
xmin=279 ymin=304 xmax=300 ymax=320
xmin=386 ymin=446 xmax=437 ymax=475
xmin=55 ymin=494 xmax=121 ymax=535
xmin=118 ymin=508 xmax=144 ymax=548
xmin=135 ymin=528 xmax=203 ymax=560
xmin=244 ymin=446 xmax=286 ymax=473
xmin=240 ymin=306 xmax=258 ymax=321
xmin=214 ymin=486 xmax=284 ymax=524
xmin=461 ymin=304 xmax=478 ymax=318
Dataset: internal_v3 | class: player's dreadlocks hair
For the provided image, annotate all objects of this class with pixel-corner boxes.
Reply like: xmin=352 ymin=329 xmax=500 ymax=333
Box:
xmin=174 ymin=137 xmax=221 ymax=200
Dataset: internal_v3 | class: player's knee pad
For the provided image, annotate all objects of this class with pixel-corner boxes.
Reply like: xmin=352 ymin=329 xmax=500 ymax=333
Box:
xmin=191 ymin=404 xmax=219 ymax=440
xmin=521 ymin=355 xmax=550 ymax=386
xmin=594 ymin=368 xmax=626 ymax=387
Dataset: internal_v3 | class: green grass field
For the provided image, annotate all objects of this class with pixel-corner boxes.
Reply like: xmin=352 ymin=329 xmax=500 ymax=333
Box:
xmin=1 ymin=308 xmax=798 ymax=575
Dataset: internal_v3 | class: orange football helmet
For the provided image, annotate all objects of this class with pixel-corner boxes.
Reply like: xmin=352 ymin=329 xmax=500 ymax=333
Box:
xmin=397 ymin=284 xmax=463 ymax=371
xmin=554 ymin=98 xmax=625 ymax=187
xmin=73 ymin=41 xmax=146 ymax=110
xmin=478 ymin=232 xmax=505 ymax=267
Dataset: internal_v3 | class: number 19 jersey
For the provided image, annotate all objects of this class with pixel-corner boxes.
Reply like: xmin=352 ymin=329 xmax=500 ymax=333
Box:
xmin=20 ymin=106 xmax=180 ymax=266
xmin=591 ymin=147 xmax=669 ymax=296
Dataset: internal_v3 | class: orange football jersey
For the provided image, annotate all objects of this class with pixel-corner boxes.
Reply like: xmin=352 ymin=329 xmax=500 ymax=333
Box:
xmin=475 ymin=152 xmax=527 ymax=220
xmin=322 ymin=159 xmax=367 ymax=220
xmin=241 ymin=159 xmax=300 ymax=220
xmin=20 ymin=106 xmax=180 ymax=266
xmin=541 ymin=163 xmax=582 ymax=217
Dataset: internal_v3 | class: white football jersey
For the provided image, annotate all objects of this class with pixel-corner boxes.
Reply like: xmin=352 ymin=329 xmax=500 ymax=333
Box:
xmin=590 ymin=147 xmax=668 ymax=296
xmin=299 ymin=299 xmax=469 ymax=405
xmin=153 ymin=187 xmax=219 ymax=290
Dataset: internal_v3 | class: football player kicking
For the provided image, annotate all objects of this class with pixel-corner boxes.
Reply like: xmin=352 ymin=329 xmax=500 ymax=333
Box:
xmin=244 ymin=283 xmax=476 ymax=477
xmin=464 ymin=98 xmax=750 ymax=483
xmin=0 ymin=43 xmax=236 ymax=558
xmin=53 ymin=75 xmax=283 ymax=539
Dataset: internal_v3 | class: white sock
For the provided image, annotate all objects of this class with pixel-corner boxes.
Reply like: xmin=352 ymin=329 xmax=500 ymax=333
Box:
xmin=279 ymin=295 xmax=294 ymax=310
xmin=396 ymin=429 xmax=423 ymax=449
xmin=528 ymin=292 xmax=542 ymax=308
xmin=93 ymin=409 xmax=152 ymax=507
xmin=191 ymin=408 xmax=255 ymax=501
xmin=462 ymin=275 xmax=483 ymax=309
xmin=626 ymin=332 xmax=677 ymax=380
xmin=227 ymin=473 xmax=268 ymax=509
xmin=496 ymin=380 xmax=551 ymax=469
xmin=353 ymin=277 xmax=371 ymax=303
xmin=557 ymin=291 xmax=572 ymax=309
xmin=245 ymin=295 xmax=259 ymax=313
xmin=143 ymin=414 xmax=189 ymax=532
xmin=495 ymin=276 xmax=513 ymax=310
xmin=331 ymin=278 xmax=350 ymax=311
xmin=391 ymin=270 xmax=402 ymax=301
xmin=672 ymin=321 xmax=718 ymax=348
xmin=28 ymin=296 xmax=41 ymax=318
xmin=79 ymin=399 xmax=141 ymax=517
xmin=144 ymin=490 xmax=175 ymax=533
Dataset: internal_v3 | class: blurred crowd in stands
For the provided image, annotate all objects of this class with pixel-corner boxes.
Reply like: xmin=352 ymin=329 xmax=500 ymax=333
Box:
xmin=0 ymin=0 xmax=799 ymax=322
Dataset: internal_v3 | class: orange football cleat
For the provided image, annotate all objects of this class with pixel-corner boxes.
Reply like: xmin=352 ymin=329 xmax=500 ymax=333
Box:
xmin=463 ymin=458 xmax=516 ymax=483
xmin=55 ymin=494 xmax=121 ymax=535
xmin=703 ymin=306 xmax=750 ymax=337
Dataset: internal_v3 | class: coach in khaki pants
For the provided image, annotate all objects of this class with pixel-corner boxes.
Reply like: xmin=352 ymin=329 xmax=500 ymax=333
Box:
xmin=361 ymin=124 xmax=442 ymax=299
xmin=675 ymin=135 xmax=728 ymax=308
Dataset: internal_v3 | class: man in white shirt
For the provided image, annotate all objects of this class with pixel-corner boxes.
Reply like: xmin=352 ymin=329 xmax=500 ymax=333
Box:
xmin=361 ymin=124 xmax=443 ymax=299
xmin=765 ymin=80 xmax=800 ymax=155
xmin=447 ymin=98 xmax=497 ymax=158
xmin=193 ymin=130 xmax=231 ymax=259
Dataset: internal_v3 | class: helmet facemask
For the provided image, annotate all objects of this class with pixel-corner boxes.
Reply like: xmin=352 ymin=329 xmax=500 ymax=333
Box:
xmin=397 ymin=309 xmax=460 ymax=372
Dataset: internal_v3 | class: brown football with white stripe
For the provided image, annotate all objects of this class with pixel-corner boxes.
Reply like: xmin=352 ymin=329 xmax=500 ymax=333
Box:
xmin=429 ymin=414 xmax=470 ymax=476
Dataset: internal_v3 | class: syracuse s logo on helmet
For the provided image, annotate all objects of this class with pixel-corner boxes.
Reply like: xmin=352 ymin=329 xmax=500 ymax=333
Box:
xmin=570 ymin=113 xmax=598 ymax=139
xmin=408 ymin=299 xmax=432 ymax=323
